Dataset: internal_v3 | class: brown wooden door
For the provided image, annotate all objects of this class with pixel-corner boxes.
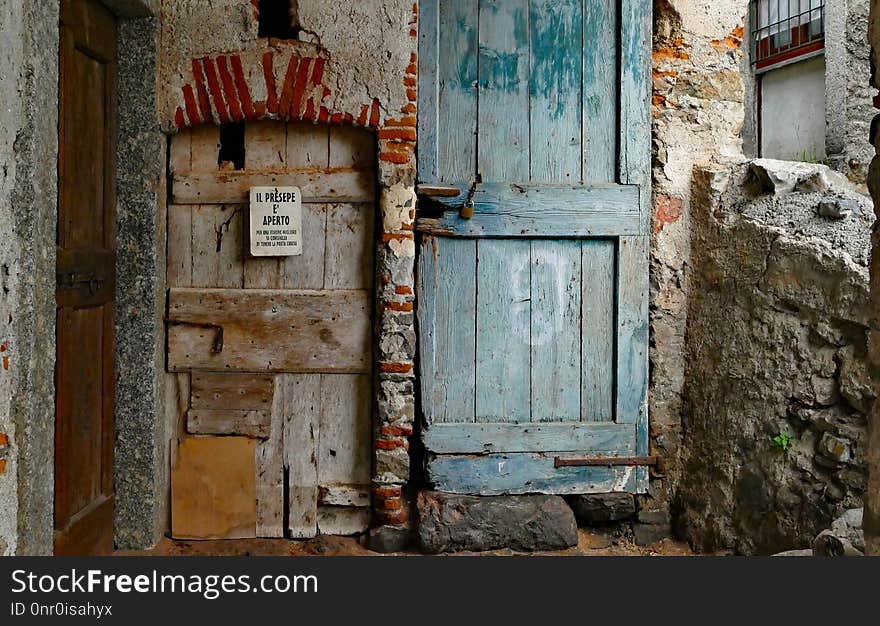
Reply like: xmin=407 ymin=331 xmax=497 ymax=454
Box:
xmin=54 ymin=0 xmax=118 ymax=556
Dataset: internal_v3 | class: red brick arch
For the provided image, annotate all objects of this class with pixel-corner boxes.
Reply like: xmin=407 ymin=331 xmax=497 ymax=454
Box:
xmin=171 ymin=45 xmax=417 ymax=167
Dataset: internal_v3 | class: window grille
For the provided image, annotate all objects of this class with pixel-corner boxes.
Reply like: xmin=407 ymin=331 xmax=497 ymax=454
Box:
xmin=750 ymin=0 xmax=825 ymax=71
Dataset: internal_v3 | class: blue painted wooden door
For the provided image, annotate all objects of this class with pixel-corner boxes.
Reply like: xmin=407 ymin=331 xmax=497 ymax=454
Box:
xmin=417 ymin=0 xmax=650 ymax=495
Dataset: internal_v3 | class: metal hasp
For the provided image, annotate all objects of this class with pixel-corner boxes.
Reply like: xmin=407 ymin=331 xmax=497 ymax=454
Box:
xmin=554 ymin=456 xmax=659 ymax=468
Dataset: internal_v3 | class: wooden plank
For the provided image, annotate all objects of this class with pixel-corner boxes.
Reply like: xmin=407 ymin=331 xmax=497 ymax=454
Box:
xmin=317 ymin=507 xmax=370 ymax=536
xmin=478 ymin=0 xmax=530 ymax=182
xmin=167 ymin=204 xmax=193 ymax=288
xmin=530 ymin=240 xmax=581 ymax=421
xmin=167 ymin=288 xmax=371 ymax=373
xmin=418 ymin=236 xmax=477 ymax=424
xmin=475 ymin=240 xmax=531 ymax=423
xmin=330 ymin=126 xmax=374 ymax=169
xmin=619 ymin=0 xmax=651 ymax=193
xmin=427 ymin=452 xmax=641 ymax=495
xmin=423 ymin=422 xmax=636 ymax=454
xmin=317 ymin=374 xmax=372 ymax=486
xmin=172 ymin=169 xmax=375 ymax=205
xmin=170 ymin=129 xmax=191 ymax=176
xmin=191 ymin=204 xmax=244 ymax=289
xmin=190 ymin=124 xmax=220 ymax=172
xmin=171 ymin=437 xmax=256 ymax=539
xmin=187 ymin=409 xmax=271 ymax=438
xmin=191 ymin=372 xmax=275 ymax=410
xmin=245 ymin=120 xmax=287 ymax=168
xmin=417 ymin=0 xmax=440 ymax=181
xmin=417 ymin=183 xmax=641 ymax=237
xmin=257 ymin=373 xmax=286 ymax=537
xmin=318 ymin=484 xmax=371 ymax=507
xmin=324 ymin=203 xmax=375 ymax=289
xmin=616 ymin=236 xmax=648 ymax=425
xmin=287 ymin=123 xmax=330 ymax=168
xmin=283 ymin=204 xmax=327 ymax=289
xmin=438 ymin=0 xmax=478 ymax=182
xmin=529 ymin=0 xmax=583 ymax=183
xmin=581 ymin=239 xmax=616 ymax=422
xmin=282 ymin=374 xmax=321 ymax=539
xmin=583 ymin=0 xmax=619 ymax=182
xmin=244 ymin=256 xmax=282 ymax=289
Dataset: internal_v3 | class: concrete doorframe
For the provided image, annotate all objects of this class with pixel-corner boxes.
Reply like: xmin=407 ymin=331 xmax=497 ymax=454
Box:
xmin=8 ymin=0 xmax=166 ymax=555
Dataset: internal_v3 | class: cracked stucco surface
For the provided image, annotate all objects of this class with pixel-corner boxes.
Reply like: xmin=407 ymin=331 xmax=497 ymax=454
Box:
xmin=158 ymin=0 xmax=414 ymax=126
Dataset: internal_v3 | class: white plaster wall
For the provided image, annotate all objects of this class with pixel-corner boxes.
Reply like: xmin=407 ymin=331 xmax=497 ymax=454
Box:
xmin=760 ymin=56 xmax=827 ymax=161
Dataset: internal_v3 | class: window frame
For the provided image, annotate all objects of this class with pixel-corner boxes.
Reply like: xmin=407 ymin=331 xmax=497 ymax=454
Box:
xmin=749 ymin=0 xmax=825 ymax=73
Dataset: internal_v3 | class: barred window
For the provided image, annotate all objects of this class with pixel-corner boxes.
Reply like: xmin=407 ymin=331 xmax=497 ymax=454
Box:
xmin=750 ymin=0 xmax=825 ymax=71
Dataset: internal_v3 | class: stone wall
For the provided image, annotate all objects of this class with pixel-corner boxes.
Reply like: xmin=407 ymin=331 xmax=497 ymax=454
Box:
xmin=677 ymin=161 xmax=874 ymax=554
xmin=826 ymin=0 xmax=874 ymax=186
xmin=864 ymin=0 xmax=880 ymax=557
xmin=648 ymin=0 xmax=748 ymax=519
xmin=0 ymin=0 xmax=60 ymax=557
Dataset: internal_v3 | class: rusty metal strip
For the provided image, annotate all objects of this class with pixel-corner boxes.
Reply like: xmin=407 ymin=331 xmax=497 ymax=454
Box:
xmin=554 ymin=456 xmax=659 ymax=469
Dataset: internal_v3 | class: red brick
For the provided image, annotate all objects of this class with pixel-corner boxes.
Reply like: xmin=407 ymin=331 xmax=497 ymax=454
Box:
xmin=385 ymin=116 xmax=417 ymax=128
xmin=381 ymin=424 xmax=413 ymax=437
xmin=406 ymin=63 xmax=418 ymax=75
xmin=330 ymin=112 xmax=344 ymax=125
xmin=382 ymin=232 xmax=414 ymax=242
xmin=0 ymin=459 xmax=5 ymax=475
xmin=376 ymin=496 xmax=403 ymax=511
xmin=401 ymin=103 xmax=417 ymax=114
xmin=302 ymin=98 xmax=316 ymax=121
xmin=182 ymin=85 xmax=201 ymax=125
xmin=174 ymin=106 xmax=186 ymax=130
xmin=357 ymin=104 xmax=369 ymax=127
xmin=653 ymin=194 xmax=683 ymax=234
xmin=278 ymin=56 xmax=300 ymax=121
xmin=394 ymin=285 xmax=413 ymax=296
xmin=380 ymin=151 xmax=410 ymax=164
xmin=217 ymin=56 xmax=244 ymax=122
xmin=380 ymin=362 xmax=414 ymax=374
xmin=201 ymin=57 xmax=230 ymax=123
xmin=384 ymin=301 xmax=414 ymax=312
xmin=262 ymin=51 xmax=279 ymax=115
xmin=318 ymin=107 xmax=330 ymax=123
xmin=370 ymin=98 xmax=381 ymax=128
xmin=372 ymin=485 xmax=402 ymax=499
xmin=375 ymin=438 xmax=408 ymax=451
xmin=192 ymin=59 xmax=213 ymax=122
xmin=379 ymin=127 xmax=417 ymax=141
xmin=291 ymin=57 xmax=313 ymax=119
xmin=0 ymin=433 xmax=8 ymax=447
xmin=231 ymin=55 xmax=255 ymax=120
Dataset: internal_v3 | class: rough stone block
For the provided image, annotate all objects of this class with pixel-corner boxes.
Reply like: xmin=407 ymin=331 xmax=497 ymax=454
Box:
xmin=368 ymin=525 xmax=410 ymax=553
xmin=566 ymin=493 xmax=636 ymax=525
xmin=633 ymin=523 xmax=671 ymax=547
xmin=417 ymin=492 xmax=578 ymax=553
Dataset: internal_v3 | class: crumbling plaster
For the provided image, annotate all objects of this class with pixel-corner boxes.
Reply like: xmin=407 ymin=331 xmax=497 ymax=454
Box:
xmin=158 ymin=0 xmax=415 ymax=132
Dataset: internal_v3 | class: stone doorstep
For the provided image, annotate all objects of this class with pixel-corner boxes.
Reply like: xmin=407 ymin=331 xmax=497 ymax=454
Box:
xmin=416 ymin=492 xmax=578 ymax=554
xmin=412 ymin=491 xmax=676 ymax=554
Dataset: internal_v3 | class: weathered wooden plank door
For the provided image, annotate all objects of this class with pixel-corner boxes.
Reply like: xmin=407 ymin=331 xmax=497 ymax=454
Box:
xmin=167 ymin=122 xmax=374 ymax=539
xmin=417 ymin=0 xmax=650 ymax=494
xmin=55 ymin=0 xmax=118 ymax=554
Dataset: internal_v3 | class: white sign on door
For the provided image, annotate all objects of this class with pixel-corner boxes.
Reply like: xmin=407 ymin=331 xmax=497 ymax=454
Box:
xmin=249 ymin=186 xmax=303 ymax=257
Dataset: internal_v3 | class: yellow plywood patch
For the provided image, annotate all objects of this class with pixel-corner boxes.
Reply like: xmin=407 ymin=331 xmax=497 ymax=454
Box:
xmin=171 ymin=437 xmax=256 ymax=540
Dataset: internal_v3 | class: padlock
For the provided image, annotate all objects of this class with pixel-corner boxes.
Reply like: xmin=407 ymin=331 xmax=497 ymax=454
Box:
xmin=460 ymin=199 xmax=475 ymax=220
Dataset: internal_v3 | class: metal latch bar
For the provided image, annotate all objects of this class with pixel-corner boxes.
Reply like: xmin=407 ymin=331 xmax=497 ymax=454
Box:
xmin=554 ymin=456 xmax=659 ymax=469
